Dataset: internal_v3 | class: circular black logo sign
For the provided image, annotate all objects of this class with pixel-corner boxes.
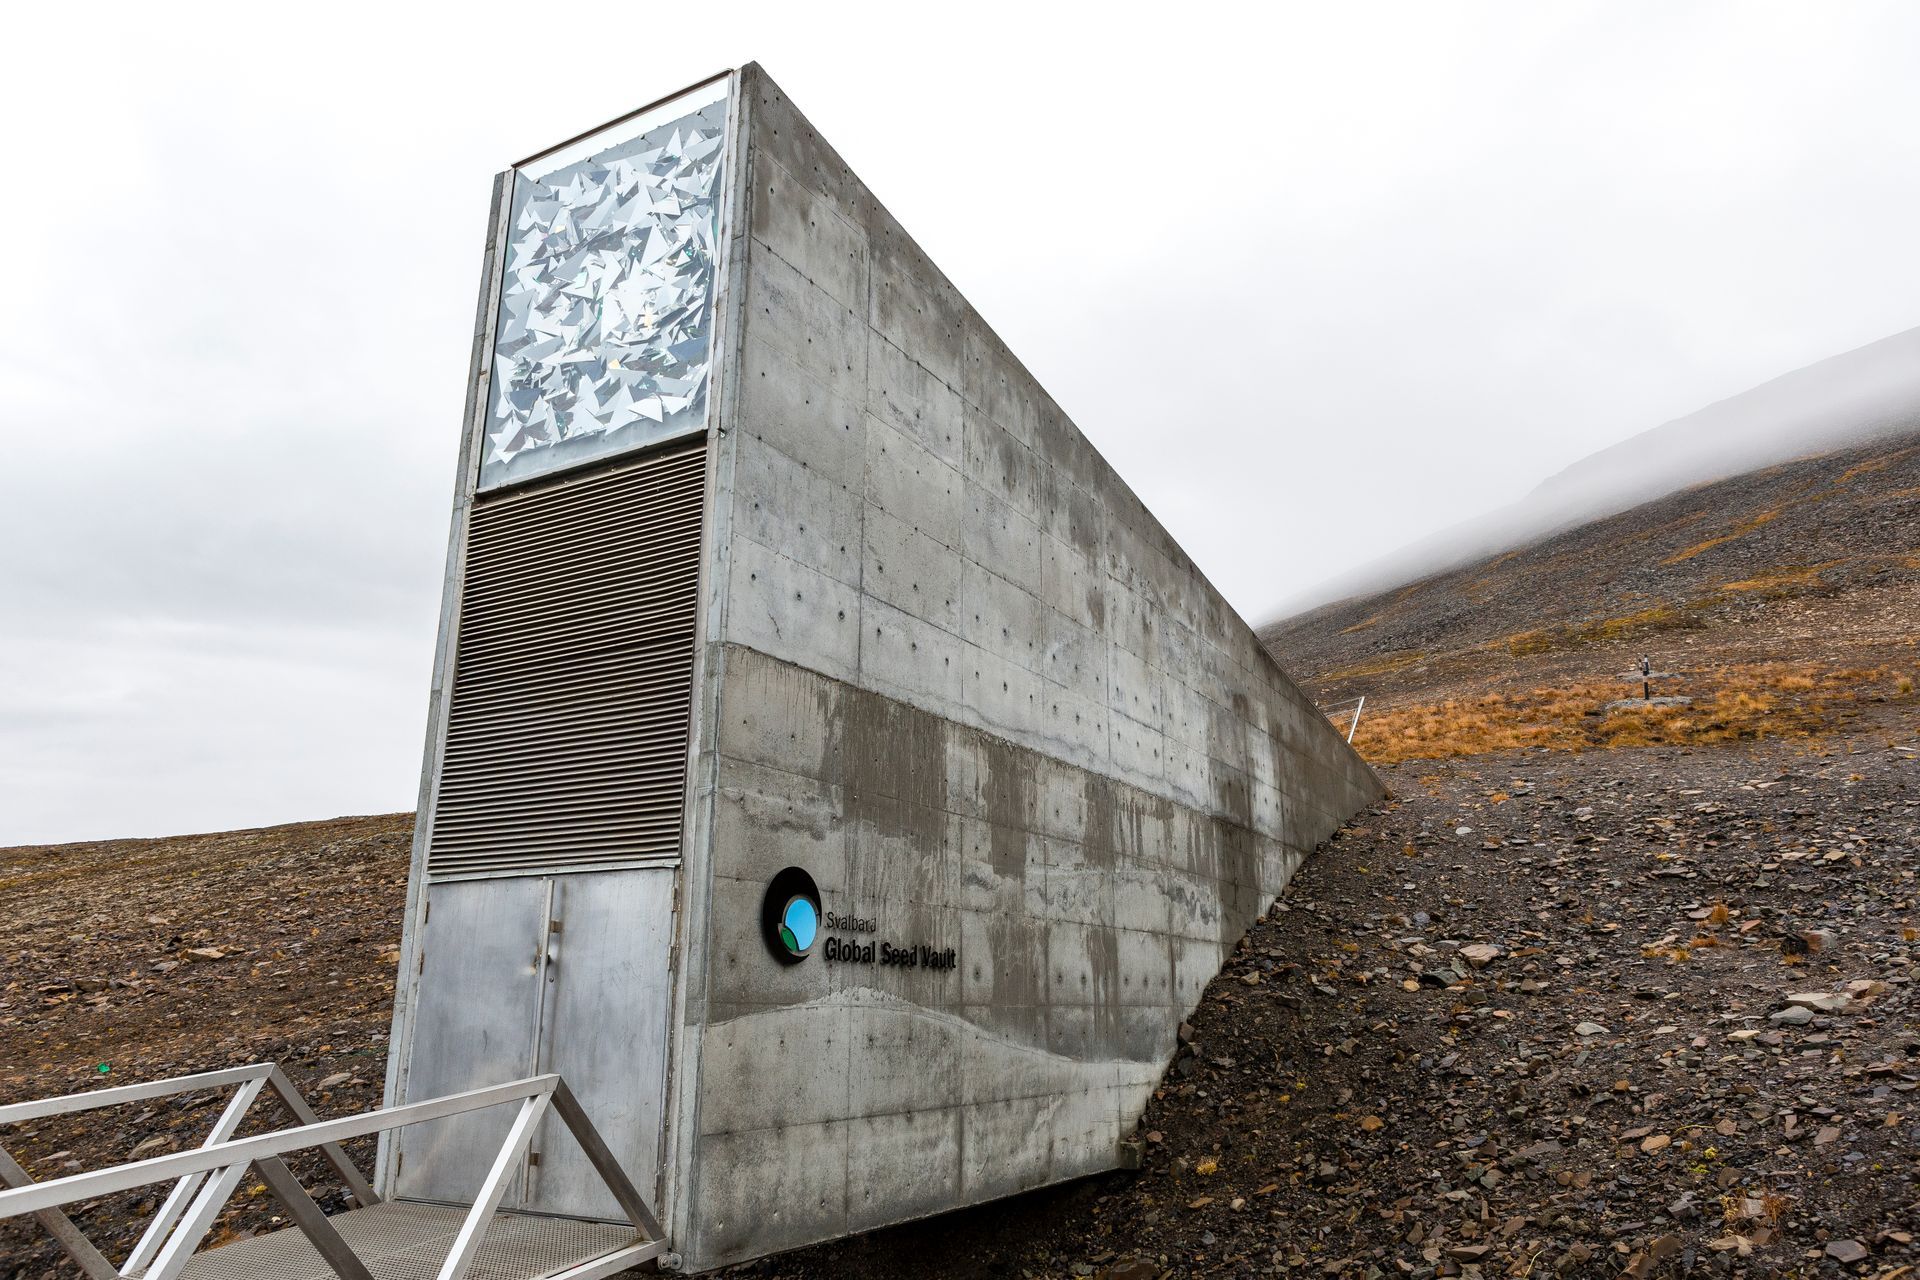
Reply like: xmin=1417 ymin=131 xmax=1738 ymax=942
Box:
xmin=761 ymin=867 xmax=821 ymax=964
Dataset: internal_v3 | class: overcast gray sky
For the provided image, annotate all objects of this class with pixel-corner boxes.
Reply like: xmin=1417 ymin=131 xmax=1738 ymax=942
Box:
xmin=4 ymin=1 xmax=1918 ymax=845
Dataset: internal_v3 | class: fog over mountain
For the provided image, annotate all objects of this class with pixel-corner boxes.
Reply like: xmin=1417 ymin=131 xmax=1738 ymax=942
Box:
xmin=1277 ymin=325 xmax=1920 ymax=620
xmin=7 ymin=4 xmax=1920 ymax=847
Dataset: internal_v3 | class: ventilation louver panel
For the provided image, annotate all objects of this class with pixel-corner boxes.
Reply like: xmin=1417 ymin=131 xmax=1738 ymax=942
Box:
xmin=427 ymin=442 xmax=707 ymax=879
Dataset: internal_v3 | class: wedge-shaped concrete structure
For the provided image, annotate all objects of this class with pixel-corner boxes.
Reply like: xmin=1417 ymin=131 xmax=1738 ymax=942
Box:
xmin=383 ymin=64 xmax=1382 ymax=1271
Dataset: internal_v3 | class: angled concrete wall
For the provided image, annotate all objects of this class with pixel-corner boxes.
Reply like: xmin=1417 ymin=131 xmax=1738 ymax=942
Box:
xmin=664 ymin=64 xmax=1382 ymax=1270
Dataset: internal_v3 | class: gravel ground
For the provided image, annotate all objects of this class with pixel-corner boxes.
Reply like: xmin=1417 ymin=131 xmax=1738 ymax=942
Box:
xmin=0 ymin=816 xmax=407 ymax=1280
xmin=5 ymin=717 xmax=1917 ymax=1280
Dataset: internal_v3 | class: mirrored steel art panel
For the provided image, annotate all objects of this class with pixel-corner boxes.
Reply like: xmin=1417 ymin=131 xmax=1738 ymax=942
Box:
xmin=481 ymin=81 xmax=730 ymax=489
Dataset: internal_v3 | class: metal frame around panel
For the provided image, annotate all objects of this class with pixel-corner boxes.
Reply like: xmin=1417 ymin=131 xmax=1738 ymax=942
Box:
xmin=511 ymin=70 xmax=733 ymax=173
xmin=658 ymin=63 xmax=756 ymax=1256
xmin=378 ymin=161 xmax=517 ymax=1195
xmin=476 ymin=73 xmax=734 ymax=500
xmin=380 ymin=73 xmax=743 ymax=1231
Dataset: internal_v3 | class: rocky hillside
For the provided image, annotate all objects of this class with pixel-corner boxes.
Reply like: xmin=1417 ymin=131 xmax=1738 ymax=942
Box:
xmin=0 ymin=816 xmax=408 ymax=1278
xmin=1294 ymin=326 xmax=1920 ymax=613
xmin=1262 ymin=431 xmax=1920 ymax=764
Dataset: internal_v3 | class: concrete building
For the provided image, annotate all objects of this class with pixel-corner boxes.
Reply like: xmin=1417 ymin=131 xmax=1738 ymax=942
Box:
xmin=382 ymin=64 xmax=1382 ymax=1272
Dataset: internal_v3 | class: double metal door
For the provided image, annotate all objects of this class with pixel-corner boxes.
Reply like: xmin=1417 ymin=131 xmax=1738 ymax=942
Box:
xmin=395 ymin=867 xmax=676 ymax=1219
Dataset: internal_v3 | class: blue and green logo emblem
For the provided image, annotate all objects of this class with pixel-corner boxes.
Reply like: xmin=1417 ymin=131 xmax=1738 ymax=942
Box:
xmin=761 ymin=867 xmax=821 ymax=964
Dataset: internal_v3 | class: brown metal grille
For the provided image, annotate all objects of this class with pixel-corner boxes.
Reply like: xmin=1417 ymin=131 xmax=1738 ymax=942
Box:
xmin=427 ymin=443 xmax=707 ymax=879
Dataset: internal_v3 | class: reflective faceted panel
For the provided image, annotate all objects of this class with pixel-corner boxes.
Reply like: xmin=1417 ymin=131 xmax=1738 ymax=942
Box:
xmin=481 ymin=81 xmax=730 ymax=490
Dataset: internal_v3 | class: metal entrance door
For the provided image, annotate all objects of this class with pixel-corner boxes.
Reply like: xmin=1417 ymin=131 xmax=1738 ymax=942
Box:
xmin=395 ymin=868 xmax=677 ymax=1219
xmin=395 ymin=441 xmax=707 ymax=1218
xmin=393 ymin=876 xmax=546 ymax=1206
xmin=530 ymin=872 xmax=677 ymax=1217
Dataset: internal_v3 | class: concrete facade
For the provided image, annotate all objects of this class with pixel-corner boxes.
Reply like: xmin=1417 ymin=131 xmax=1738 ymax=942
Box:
xmin=661 ymin=65 xmax=1384 ymax=1269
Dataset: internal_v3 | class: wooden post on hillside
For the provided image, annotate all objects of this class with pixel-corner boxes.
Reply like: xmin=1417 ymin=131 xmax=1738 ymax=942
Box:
xmin=1605 ymin=655 xmax=1687 ymax=712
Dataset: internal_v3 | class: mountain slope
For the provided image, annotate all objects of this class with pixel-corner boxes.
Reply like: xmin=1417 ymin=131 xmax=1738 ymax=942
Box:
xmin=1262 ymin=429 xmax=1920 ymax=761
xmin=1536 ymin=324 xmax=1920 ymax=517
xmin=1287 ymin=325 xmax=1920 ymax=615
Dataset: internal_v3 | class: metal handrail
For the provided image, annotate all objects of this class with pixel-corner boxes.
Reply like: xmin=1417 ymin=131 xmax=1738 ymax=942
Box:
xmin=0 ymin=1064 xmax=275 ymax=1127
xmin=2 ymin=1061 xmax=376 ymax=1280
xmin=0 ymin=1072 xmax=664 ymax=1280
xmin=1321 ymin=694 xmax=1367 ymax=744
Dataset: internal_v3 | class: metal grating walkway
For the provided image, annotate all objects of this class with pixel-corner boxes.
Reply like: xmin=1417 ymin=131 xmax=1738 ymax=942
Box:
xmin=169 ymin=1202 xmax=638 ymax=1280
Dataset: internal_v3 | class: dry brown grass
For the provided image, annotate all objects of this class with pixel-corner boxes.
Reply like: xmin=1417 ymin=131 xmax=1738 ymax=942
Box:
xmin=1489 ymin=555 xmax=1878 ymax=661
xmin=1506 ymin=629 xmax=1557 ymax=656
xmin=1321 ymin=649 xmax=1426 ymax=683
xmin=1839 ymin=447 xmax=1918 ymax=483
xmin=1586 ymin=603 xmax=1683 ymax=641
xmin=1343 ymin=664 xmax=1909 ymax=765
xmin=1499 ymin=603 xmax=1691 ymax=659
xmin=1663 ymin=510 xmax=1782 ymax=565
xmin=1718 ymin=562 xmax=1838 ymax=595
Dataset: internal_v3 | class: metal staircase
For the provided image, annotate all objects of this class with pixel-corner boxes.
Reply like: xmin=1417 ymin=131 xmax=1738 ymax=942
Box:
xmin=0 ymin=1066 xmax=666 ymax=1280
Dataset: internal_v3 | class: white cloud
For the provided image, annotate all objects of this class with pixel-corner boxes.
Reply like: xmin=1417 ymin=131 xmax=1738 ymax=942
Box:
xmin=4 ymin=0 xmax=1918 ymax=840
